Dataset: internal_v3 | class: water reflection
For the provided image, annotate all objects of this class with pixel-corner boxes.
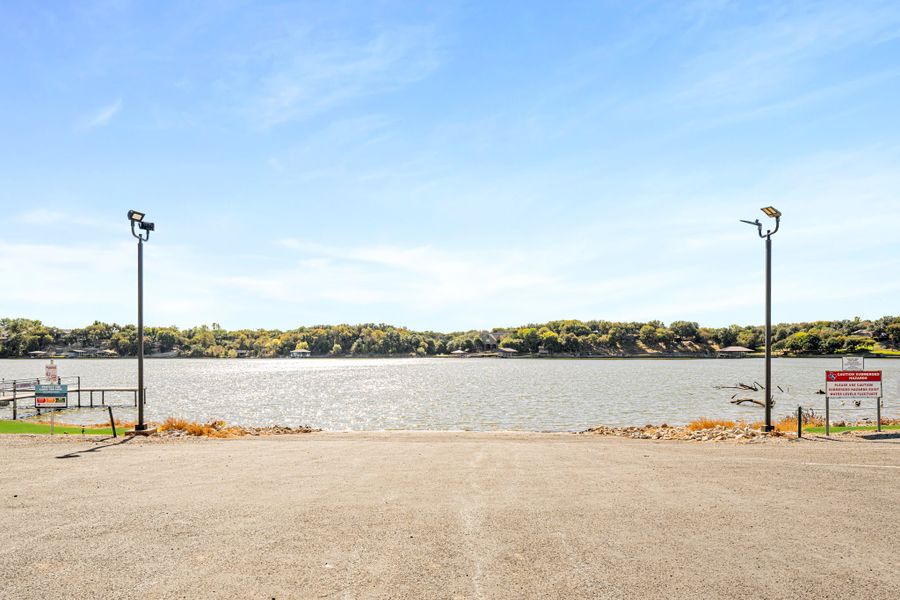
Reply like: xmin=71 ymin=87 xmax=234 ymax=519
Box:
xmin=1 ymin=358 xmax=897 ymax=431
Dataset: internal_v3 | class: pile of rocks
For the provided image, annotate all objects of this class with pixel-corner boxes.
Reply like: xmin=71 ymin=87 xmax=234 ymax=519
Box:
xmin=230 ymin=424 xmax=320 ymax=436
xmin=156 ymin=420 xmax=319 ymax=438
xmin=583 ymin=423 xmax=784 ymax=442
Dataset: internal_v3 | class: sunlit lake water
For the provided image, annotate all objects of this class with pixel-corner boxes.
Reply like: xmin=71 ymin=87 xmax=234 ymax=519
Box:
xmin=1 ymin=357 xmax=897 ymax=431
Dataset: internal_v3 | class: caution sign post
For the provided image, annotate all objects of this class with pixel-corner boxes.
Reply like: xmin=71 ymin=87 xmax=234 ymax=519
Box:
xmin=824 ymin=371 xmax=883 ymax=435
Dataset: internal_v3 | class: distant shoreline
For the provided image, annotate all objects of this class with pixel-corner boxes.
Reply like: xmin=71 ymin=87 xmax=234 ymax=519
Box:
xmin=3 ymin=353 xmax=899 ymax=360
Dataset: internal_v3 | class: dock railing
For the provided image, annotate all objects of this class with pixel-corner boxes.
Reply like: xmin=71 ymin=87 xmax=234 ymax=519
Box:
xmin=1 ymin=376 xmax=144 ymax=420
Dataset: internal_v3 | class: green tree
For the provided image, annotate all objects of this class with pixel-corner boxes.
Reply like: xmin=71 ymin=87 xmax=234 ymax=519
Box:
xmin=540 ymin=330 xmax=561 ymax=353
xmin=517 ymin=328 xmax=541 ymax=353
xmin=736 ymin=330 xmax=759 ymax=349
xmin=669 ymin=321 xmax=699 ymax=341
xmin=639 ymin=324 xmax=657 ymax=345
xmin=886 ymin=322 xmax=900 ymax=346
xmin=499 ymin=337 xmax=526 ymax=352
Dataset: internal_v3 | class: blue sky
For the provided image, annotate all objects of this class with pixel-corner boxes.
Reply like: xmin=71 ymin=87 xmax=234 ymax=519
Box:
xmin=1 ymin=0 xmax=899 ymax=331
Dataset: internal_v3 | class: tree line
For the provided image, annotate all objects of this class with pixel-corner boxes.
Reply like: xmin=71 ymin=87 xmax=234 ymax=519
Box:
xmin=1 ymin=316 xmax=898 ymax=358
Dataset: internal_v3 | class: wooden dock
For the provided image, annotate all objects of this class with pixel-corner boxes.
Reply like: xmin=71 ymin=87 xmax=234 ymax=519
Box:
xmin=0 ymin=377 xmax=144 ymax=420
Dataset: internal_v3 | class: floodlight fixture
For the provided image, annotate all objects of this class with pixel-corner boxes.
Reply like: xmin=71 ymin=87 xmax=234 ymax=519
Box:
xmin=739 ymin=206 xmax=784 ymax=433
xmin=126 ymin=209 xmax=155 ymax=433
xmin=128 ymin=210 xmax=153 ymax=242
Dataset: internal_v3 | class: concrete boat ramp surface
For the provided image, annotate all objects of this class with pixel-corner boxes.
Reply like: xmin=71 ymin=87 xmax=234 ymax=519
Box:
xmin=1 ymin=432 xmax=898 ymax=599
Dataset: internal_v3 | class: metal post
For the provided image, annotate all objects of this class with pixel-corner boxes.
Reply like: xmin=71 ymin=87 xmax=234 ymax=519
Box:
xmin=128 ymin=209 xmax=153 ymax=433
xmin=797 ymin=405 xmax=802 ymax=439
xmin=764 ymin=234 xmax=773 ymax=432
xmin=12 ymin=398 xmax=16 ymax=421
xmin=825 ymin=395 xmax=830 ymax=436
xmin=743 ymin=209 xmax=780 ymax=432
xmin=136 ymin=238 xmax=147 ymax=431
xmin=108 ymin=406 xmax=117 ymax=438
xmin=77 ymin=376 xmax=81 ymax=408
xmin=876 ymin=397 xmax=882 ymax=433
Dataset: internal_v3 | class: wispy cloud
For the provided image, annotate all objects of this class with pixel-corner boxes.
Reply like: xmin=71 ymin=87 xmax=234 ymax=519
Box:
xmin=17 ymin=209 xmax=116 ymax=230
xmin=76 ymin=98 xmax=123 ymax=131
xmin=249 ymin=26 xmax=442 ymax=127
xmin=669 ymin=2 xmax=900 ymax=108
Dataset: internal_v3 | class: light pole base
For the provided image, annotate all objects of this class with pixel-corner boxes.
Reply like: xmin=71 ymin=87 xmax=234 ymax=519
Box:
xmin=126 ymin=427 xmax=157 ymax=436
xmin=761 ymin=425 xmax=775 ymax=433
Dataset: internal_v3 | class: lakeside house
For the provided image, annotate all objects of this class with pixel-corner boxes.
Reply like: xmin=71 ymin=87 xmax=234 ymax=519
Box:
xmin=290 ymin=349 xmax=312 ymax=358
xmin=716 ymin=346 xmax=754 ymax=359
xmin=480 ymin=332 xmax=504 ymax=351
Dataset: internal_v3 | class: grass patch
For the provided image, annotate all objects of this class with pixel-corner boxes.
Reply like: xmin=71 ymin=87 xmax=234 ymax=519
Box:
xmin=872 ymin=344 xmax=900 ymax=355
xmin=804 ymin=424 xmax=900 ymax=434
xmin=0 ymin=420 xmax=116 ymax=436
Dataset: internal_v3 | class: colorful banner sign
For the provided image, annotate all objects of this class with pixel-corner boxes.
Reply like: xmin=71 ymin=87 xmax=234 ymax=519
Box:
xmin=825 ymin=371 xmax=882 ymax=398
xmin=34 ymin=384 xmax=68 ymax=409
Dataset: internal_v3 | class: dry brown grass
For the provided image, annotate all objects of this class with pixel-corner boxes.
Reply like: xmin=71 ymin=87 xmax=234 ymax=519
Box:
xmin=771 ymin=417 xmax=799 ymax=433
xmin=158 ymin=418 xmax=243 ymax=438
xmin=687 ymin=417 xmax=736 ymax=431
xmin=749 ymin=414 xmax=826 ymax=433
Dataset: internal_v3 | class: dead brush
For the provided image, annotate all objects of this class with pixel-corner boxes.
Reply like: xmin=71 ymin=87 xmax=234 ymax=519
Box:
xmin=159 ymin=417 xmax=243 ymax=438
xmin=748 ymin=415 xmax=825 ymax=433
xmin=687 ymin=417 xmax=736 ymax=431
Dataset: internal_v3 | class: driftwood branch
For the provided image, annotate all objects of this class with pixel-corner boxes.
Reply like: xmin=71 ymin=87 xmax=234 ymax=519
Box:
xmin=729 ymin=398 xmax=767 ymax=407
xmin=714 ymin=382 xmax=761 ymax=391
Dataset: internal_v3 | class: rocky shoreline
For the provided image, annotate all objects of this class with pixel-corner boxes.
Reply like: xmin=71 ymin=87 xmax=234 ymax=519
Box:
xmin=583 ymin=424 xmax=786 ymax=442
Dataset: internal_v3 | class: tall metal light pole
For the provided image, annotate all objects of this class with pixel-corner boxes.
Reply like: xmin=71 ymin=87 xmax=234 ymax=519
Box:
xmin=741 ymin=206 xmax=781 ymax=432
xmin=128 ymin=210 xmax=155 ymax=431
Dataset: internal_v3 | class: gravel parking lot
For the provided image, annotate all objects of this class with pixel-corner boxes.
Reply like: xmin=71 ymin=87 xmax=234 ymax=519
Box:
xmin=1 ymin=432 xmax=898 ymax=599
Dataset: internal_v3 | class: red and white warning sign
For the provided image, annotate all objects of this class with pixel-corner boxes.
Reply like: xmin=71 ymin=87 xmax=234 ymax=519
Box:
xmin=45 ymin=361 xmax=58 ymax=383
xmin=825 ymin=371 xmax=882 ymax=398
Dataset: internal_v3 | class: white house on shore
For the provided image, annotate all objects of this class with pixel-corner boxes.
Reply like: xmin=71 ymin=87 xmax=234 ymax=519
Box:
xmin=290 ymin=349 xmax=312 ymax=358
